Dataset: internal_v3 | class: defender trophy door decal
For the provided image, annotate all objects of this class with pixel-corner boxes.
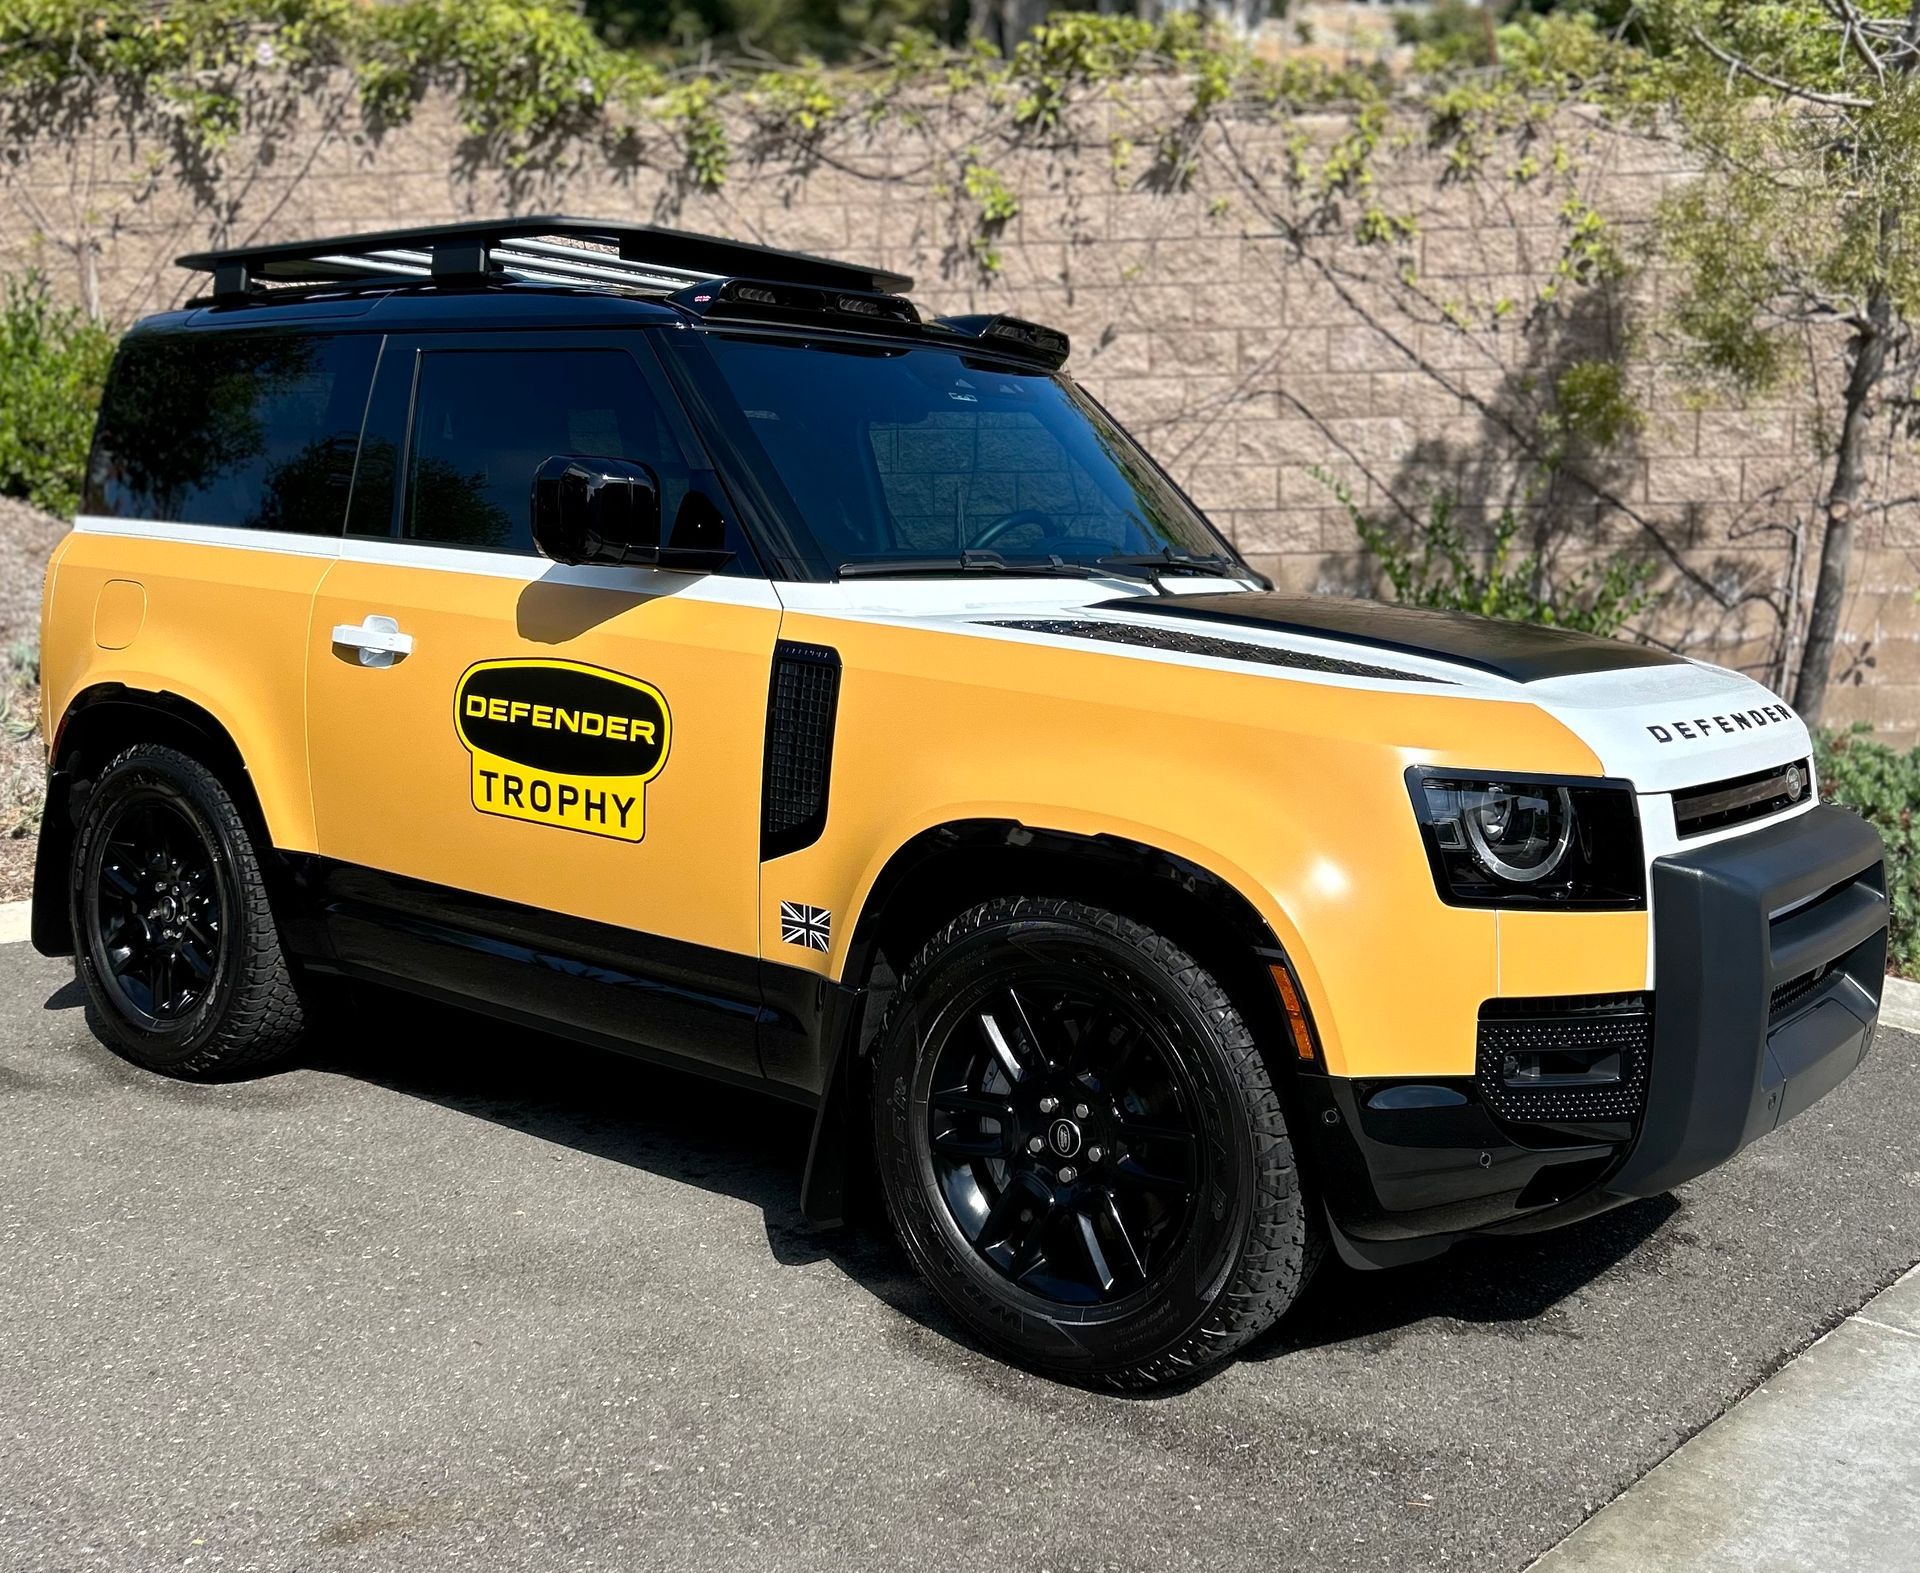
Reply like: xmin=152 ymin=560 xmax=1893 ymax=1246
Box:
xmin=455 ymin=658 xmax=671 ymax=842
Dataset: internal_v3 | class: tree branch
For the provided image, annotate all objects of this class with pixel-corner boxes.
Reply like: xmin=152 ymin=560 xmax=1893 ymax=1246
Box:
xmin=1819 ymin=0 xmax=1886 ymax=84
xmin=1689 ymin=26 xmax=1875 ymax=109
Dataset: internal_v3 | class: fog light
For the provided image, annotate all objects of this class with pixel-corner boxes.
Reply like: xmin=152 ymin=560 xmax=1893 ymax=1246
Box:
xmin=1497 ymin=1047 xmax=1622 ymax=1089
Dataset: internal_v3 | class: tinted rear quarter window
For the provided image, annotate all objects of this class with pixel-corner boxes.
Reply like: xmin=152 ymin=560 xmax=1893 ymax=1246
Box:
xmin=85 ymin=330 xmax=378 ymax=533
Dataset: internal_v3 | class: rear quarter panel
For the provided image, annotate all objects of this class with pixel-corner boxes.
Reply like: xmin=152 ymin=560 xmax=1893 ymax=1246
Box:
xmin=45 ymin=526 xmax=331 ymax=852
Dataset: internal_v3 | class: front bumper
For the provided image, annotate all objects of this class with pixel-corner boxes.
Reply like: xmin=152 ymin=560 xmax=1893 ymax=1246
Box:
xmin=1302 ymin=804 xmax=1888 ymax=1261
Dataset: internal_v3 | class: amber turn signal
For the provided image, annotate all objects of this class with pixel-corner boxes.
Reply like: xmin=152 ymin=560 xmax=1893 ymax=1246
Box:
xmin=1269 ymin=963 xmax=1317 ymax=1063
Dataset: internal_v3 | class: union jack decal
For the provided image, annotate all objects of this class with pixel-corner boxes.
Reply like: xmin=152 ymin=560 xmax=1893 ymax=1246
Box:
xmin=779 ymin=901 xmax=832 ymax=952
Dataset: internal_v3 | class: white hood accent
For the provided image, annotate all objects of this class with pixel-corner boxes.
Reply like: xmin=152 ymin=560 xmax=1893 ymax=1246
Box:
xmin=1527 ymin=662 xmax=1809 ymax=793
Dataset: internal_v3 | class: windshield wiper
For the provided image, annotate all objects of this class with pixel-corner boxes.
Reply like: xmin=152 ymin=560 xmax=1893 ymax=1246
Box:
xmin=836 ymin=547 xmax=1255 ymax=586
xmin=1095 ymin=548 xmax=1248 ymax=584
xmin=838 ymin=550 xmax=1101 ymax=580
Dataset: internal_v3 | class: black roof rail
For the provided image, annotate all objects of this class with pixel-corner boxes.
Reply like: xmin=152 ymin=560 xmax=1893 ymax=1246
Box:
xmin=176 ymin=215 xmax=913 ymax=302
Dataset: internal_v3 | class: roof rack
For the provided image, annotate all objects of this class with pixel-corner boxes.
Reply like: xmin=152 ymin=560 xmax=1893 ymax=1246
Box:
xmin=176 ymin=215 xmax=913 ymax=303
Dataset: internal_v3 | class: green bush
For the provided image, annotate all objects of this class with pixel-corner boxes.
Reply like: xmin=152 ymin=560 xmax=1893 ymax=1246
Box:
xmin=0 ymin=640 xmax=42 ymax=841
xmin=1329 ymin=482 xmax=1660 ymax=639
xmin=1816 ymin=727 xmax=1919 ymax=977
xmin=0 ymin=271 xmax=116 ymax=519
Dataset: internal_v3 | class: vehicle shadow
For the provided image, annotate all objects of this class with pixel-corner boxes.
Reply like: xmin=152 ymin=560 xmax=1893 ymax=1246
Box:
xmin=1245 ymin=1193 xmax=1682 ymax=1362
xmin=283 ymin=986 xmax=1685 ymax=1381
xmin=296 ymin=985 xmax=935 ymax=1295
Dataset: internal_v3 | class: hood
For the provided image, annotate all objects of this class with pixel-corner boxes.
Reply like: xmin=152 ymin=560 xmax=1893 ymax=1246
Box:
xmin=778 ymin=579 xmax=1809 ymax=794
xmin=1102 ymin=592 xmax=1690 ymax=685
xmin=1089 ymin=593 xmax=1808 ymax=790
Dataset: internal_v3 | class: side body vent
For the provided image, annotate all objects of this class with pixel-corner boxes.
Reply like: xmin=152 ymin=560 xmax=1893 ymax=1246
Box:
xmin=762 ymin=642 xmax=842 ymax=860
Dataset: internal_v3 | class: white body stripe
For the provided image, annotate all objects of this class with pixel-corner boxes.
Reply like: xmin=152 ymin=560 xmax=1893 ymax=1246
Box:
xmin=72 ymin=511 xmax=1815 ymax=818
xmin=72 ymin=514 xmax=783 ymax=607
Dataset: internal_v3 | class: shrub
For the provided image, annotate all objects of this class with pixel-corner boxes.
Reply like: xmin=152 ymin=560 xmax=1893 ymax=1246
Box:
xmin=0 ymin=640 xmax=42 ymax=841
xmin=1330 ymin=483 xmax=1660 ymax=639
xmin=0 ymin=271 xmax=116 ymax=519
xmin=1815 ymin=727 xmax=1919 ymax=977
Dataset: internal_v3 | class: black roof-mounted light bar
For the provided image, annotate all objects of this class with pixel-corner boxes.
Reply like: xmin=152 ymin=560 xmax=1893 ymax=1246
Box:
xmin=932 ymin=313 xmax=1072 ymax=370
xmin=670 ymin=286 xmax=1070 ymax=369
xmin=670 ymin=277 xmax=922 ymax=328
xmin=177 ymin=215 xmax=913 ymax=302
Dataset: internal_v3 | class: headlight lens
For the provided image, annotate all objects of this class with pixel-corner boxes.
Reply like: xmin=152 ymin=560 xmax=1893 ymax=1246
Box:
xmin=1459 ymin=784 xmax=1573 ymax=883
xmin=1408 ymin=770 xmax=1645 ymax=908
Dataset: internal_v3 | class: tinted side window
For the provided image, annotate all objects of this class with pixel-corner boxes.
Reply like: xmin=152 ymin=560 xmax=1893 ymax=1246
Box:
xmin=403 ymin=349 xmax=689 ymax=554
xmin=84 ymin=332 xmax=378 ymax=532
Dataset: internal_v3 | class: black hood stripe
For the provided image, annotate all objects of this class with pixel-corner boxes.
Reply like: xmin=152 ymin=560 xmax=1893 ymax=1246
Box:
xmin=983 ymin=617 xmax=1453 ymax=683
xmin=1098 ymin=593 xmax=1684 ymax=684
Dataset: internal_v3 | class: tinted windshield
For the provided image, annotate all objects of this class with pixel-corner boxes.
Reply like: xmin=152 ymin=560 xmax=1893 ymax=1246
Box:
xmin=685 ymin=334 xmax=1236 ymax=573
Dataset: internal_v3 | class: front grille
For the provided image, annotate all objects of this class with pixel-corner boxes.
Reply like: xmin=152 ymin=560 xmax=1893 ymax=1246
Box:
xmin=1769 ymin=964 xmax=1829 ymax=1019
xmin=761 ymin=642 xmax=841 ymax=858
xmin=1673 ymin=757 xmax=1812 ymax=838
xmin=1476 ymin=993 xmax=1653 ymax=1124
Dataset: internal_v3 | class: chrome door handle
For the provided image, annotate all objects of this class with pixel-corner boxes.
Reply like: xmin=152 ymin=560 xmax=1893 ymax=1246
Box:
xmin=331 ymin=614 xmax=414 ymax=668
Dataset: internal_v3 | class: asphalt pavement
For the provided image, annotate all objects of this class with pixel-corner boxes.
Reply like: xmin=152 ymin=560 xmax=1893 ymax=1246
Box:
xmin=2 ymin=942 xmax=1917 ymax=1573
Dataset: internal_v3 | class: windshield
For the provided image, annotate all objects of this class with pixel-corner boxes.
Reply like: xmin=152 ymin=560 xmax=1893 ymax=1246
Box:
xmin=682 ymin=334 xmax=1239 ymax=575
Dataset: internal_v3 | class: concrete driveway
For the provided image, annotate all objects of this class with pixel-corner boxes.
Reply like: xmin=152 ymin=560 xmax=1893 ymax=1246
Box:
xmin=2 ymin=944 xmax=1916 ymax=1573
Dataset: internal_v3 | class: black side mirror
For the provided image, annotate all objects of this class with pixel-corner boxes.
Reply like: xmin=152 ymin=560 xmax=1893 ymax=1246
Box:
xmin=531 ymin=455 xmax=661 ymax=567
xmin=531 ymin=455 xmax=735 ymax=571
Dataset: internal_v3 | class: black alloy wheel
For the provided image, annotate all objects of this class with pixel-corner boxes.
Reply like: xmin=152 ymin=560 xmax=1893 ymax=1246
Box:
xmin=872 ymin=895 xmax=1321 ymax=1389
xmin=70 ymin=743 xmax=310 ymax=1079
xmin=86 ymin=794 xmax=226 ymax=1029
xmin=925 ymin=971 xmax=1204 ymax=1306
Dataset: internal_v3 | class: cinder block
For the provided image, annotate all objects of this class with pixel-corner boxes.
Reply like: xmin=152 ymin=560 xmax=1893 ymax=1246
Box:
xmin=1645 ymin=459 xmax=1747 ymax=507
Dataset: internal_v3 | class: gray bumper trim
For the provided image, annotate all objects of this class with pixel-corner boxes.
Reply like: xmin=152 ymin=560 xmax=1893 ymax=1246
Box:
xmin=1607 ymin=805 xmax=1887 ymax=1200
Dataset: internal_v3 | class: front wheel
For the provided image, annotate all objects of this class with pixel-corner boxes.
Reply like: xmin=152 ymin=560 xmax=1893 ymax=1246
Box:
xmin=870 ymin=896 xmax=1321 ymax=1389
xmin=70 ymin=743 xmax=309 ymax=1079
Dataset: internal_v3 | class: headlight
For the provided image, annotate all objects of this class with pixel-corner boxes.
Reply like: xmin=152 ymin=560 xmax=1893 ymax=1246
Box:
xmin=1407 ymin=769 xmax=1645 ymax=909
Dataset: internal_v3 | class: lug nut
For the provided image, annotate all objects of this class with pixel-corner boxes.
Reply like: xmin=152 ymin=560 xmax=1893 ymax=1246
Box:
xmin=1027 ymin=1136 xmax=1045 ymax=1154
xmin=1086 ymin=1145 xmax=1104 ymax=1163
xmin=1038 ymin=1097 xmax=1059 ymax=1114
xmin=1058 ymin=1166 xmax=1078 ymax=1184
xmin=1073 ymin=1103 xmax=1090 ymax=1119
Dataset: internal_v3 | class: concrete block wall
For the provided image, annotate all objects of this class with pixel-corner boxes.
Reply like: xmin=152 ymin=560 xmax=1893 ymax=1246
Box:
xmin=5 ymin=78 xmax=1914 ymax=738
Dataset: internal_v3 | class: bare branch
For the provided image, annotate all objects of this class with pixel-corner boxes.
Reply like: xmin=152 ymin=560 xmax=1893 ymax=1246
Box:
xmin=1689 ymin=26 xmax=1876 ymax=109
xmin=1820 ymin=0 xmax=1888 ymax=83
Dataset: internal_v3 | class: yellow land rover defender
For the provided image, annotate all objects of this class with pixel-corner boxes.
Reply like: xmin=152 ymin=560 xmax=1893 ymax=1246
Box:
xmin=37 ymin=218 xmax=1890 ymax=1388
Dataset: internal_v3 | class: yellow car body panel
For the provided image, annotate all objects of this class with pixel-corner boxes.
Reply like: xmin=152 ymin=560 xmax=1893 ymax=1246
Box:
xmin=41 ymin=531 xmax=329 ymax=853
xmin=305 ymin=555 xmax=781 ymax=959
xmin=763 ymin=611 xmax=1615 ymax=1080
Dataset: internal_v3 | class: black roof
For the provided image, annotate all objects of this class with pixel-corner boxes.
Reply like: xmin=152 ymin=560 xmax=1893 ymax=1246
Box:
xmin=177 ymin=215 xmax=913 ymax=300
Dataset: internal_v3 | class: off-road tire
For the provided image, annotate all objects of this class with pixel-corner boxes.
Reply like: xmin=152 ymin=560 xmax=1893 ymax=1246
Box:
xmin=70 ymin=743 xmax=307 ymax=1079
xmin=871 ymin=895 xmax=1321 ymax=1389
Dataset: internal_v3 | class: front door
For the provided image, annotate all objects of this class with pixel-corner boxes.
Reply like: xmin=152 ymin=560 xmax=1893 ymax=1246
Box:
xmin=306 ymin=329 xmax=779 ymax=1079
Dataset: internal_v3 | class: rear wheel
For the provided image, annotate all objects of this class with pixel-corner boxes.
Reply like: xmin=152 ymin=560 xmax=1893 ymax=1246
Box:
xmin=871 ymin=895 xmax=1320 ymax=1389
xmin=70 ymin=743 xmax=308 ymax=1079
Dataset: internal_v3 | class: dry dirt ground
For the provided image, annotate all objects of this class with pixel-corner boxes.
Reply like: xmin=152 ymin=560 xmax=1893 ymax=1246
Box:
xmin=0 ymin=496 xmax=64 ymax=902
